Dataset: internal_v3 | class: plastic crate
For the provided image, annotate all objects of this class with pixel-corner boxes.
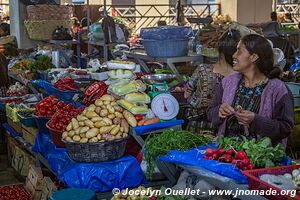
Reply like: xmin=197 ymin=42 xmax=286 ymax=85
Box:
xmin=295 ymin=107 xmax=300 ymax=124
xmin=46 ymin=122 xmax=65 ymax=148
xmin=32 ymin=80 xmax=82 ymax=102
xmin=33 ymin=115 xmax=50 ymax=134
xmin=142 ymin=38 xmax=189 ymax=57
xmin=17 ymin=112 xmax=36 ymax=127
xmin=242 ymin=165 xmax=300 ymax=200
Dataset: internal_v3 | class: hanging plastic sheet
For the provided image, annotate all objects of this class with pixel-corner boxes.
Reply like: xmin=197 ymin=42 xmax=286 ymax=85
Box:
xmin=32 ymin=132 xmax=146 ymax=192
xmin=160 ymin=143 xmax=291 ymax=184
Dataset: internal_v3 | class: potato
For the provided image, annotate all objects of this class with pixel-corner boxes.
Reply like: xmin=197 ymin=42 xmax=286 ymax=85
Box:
xmin=123 ymin=110 xmax=137 ymax=127
xmin=121 ymin=119 xmax=129 ymax=134
xmin=97 ymin=134 xmax=102 ymax=140
xmin=120 ymin=127 xmax=124 ymax=133
xmin=72 ymin=135 xmax=81 ymax=142
xmin=113 ymin=117 xmax=121 ymax=125
xmin=113 ymin=105 xmax=123 ymax=113
xmin=91 ymin=117 xmax=102 ymax=122
xmin=62 ymin=131 xmax=68 ymax=139
xmin=100 ymin=105 xmax=106 ymax=109
xmin=103 ymin=118 xmax=113 ymax=126
xmin=65 ymin=136 xmax=73 ymax=142
xmin=74 ymin=129 xmax=80 ymax=135
xmin=107 ymin=105 xmax=115 ymax=114
xmin=115 ymin=133 xmax=122 ymax=139
xmin=100 ymin=125 xmax=114 ymax=134
xmin=80 ymin=126 xmax=90 ymax=133
xmin=100 ymin=109 xmax=108 ymax=117
xmin=110 ymin=101 xmax=117 ymax=106
xmin=84 ymin=119 xmax=94 ymax=128
xmin=115 ymin=112 xmax=123 ymax=119
xmin=87 ymin=104 xmax=96 ymax=112
xmin=100 ymin=94 xmax=114 ymax=101
xmin=71 ymin=118 xmax=79 ymax=129
xmin=110 ymin=125 xmax=120 ymax=135
xmin=79 ymin=121 xmax=85 ymax=127
xmin=66 ymin=123 xmax=72 ymax=131
xmin=85 ymin=111 xmax=98 ymax=119
xmin=80 ymin=133 xmax=86 ymax=138
xmin=95 ymin=99 xmax=104 ymax=106
xmin=82 ymin=108 xmax=87 ymax=115
xmin=89 ymin=137 xmax=98 ymax=143
xmin=104 ymin=100 xmax=111 ymax=105
xmin=80 ymin=138 xmax=88 ymax=143
xmin=77 ymin=115 xmax=88 ymax=122
xmin=94 ymin=121 xmax=106 ymax=128
xmin=86 ymin=128 xmax=99 ymax=138
xmin=68 ymin=130 xmax=75 ymax=137
xmin=123 ymin=133 xmax=128 ymax=138
xmin=108 ymin=114 xmax=115 ymax=119
xmin=95 ymin=107 xmax=101 ymax=115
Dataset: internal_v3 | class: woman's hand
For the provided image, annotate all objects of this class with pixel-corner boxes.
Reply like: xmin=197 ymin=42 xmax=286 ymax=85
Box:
xmin=235 ymin=110 xmax=255 ymax=126
xmin=219 ymin=103 xmax=235 ymax=118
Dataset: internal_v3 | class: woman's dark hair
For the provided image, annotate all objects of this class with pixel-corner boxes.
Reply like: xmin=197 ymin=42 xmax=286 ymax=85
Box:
xmin=241 ymin=34 xmax=281 ymax=79
xmin=0 ymin=23 xmax=10 ymax=36
xmin=271 ymin=11 xmax=277 ymax=21
xmin=218 ymin=29 xmax=241 ymax=66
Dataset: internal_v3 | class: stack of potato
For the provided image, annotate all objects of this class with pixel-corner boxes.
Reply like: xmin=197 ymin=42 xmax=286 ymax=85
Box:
xmin=62 ymin=94 xmax=137 ymax=143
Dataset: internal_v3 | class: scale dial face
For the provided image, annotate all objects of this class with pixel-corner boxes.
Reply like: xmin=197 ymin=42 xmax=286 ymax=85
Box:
xmin=151 ymin=94 xmax=179 ymax=120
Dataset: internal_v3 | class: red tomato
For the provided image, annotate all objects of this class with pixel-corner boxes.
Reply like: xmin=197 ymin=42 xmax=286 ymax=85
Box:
xmin=65 ymin=104 xmax=74 ymax=111
xmin=57 ymin=101 xmax=65 ymax=108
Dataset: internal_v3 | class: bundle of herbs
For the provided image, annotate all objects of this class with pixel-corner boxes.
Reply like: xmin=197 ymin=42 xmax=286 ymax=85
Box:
xmin=216 ymin=135 xmax=286 ymax=168
xmin=143 ymin=130 xmax=212 ymax=179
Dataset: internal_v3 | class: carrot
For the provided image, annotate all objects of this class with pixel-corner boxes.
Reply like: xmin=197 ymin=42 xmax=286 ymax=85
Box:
xmin=143 ymin=117 xmax=160 ymax=125
xmin=138 ymin=119 xmax=147 ymax=126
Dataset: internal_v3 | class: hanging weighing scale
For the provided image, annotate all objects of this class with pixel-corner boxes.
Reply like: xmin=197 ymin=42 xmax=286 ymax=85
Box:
xmin=151 ymin=93 xmax=179 ymax=120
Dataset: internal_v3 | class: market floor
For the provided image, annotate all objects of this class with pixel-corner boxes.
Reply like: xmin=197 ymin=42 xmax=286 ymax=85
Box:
xmin=0 ymin=154 xmax=22 ymax=186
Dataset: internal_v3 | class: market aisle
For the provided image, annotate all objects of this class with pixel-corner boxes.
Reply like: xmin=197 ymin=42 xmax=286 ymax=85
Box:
xmin=0 ymin=154 xmax=22 ymax=186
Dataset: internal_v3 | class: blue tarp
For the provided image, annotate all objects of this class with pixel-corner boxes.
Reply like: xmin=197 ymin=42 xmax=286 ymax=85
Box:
xmin=134 ymin=120 xmax=184 ymax=135
xmin=20 ymin=129 xmax=146 ymax=193
xmin=160 ymin=143 xmax=292 ymax=184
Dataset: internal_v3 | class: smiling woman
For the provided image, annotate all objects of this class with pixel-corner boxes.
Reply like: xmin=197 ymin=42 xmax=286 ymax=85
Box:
xmin=207 ymin=34 xmax=294 ymax=148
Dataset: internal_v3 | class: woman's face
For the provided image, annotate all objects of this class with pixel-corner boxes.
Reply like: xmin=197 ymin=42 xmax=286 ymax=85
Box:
xmin=232 ymin=41 xmax=256 ymax=73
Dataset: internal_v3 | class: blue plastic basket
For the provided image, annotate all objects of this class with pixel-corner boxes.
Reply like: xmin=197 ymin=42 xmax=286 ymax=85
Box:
xmin=32 ymin=80 xmax=82 ymax=101
xmin=142 ymin=38 xmax=189 ymax=57
xmin=33 ymin=115 xmax=50 ymax=134
xmin=18 ymin=113 xmax=36 ymax=127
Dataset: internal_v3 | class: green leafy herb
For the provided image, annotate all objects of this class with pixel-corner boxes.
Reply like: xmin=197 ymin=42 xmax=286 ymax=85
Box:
xmin=143 ymin=130 xmax=212 ymax=179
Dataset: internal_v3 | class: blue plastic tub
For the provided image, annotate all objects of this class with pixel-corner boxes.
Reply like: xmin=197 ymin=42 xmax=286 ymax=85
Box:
xmin=34 ymin=115 xmax=50 ymax=134
xmin=140 ymin=26 xmax=193 ymax=40
xmin=142 ymin=38 xmax=189 ymax=57
xmin=18 ymin=113 xmax=36 ymax=127
xmin=31 ymin=80 xmax=82 ymax=102
xmin=50 ymin=189 xmax=97 ymax=200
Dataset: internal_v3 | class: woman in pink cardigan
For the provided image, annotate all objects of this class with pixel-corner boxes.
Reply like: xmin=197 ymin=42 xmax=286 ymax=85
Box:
xmin=207 ymin=34 xmax=294 ymax=147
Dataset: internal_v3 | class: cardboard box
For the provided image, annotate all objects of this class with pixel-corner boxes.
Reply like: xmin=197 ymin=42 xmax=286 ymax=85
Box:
xmin=25 ymin=178 xmax=42 ymax=200
xmin=7 ymin=117 xmax=22 ymax=134
xmin=27 ymin=165 xmax=43 ymax=190
xmin=12 ymin=146 xmax=35 ymax=177
xmin=6 ymin=135 xmax=18 ymax=164
xmin=22 ymin=125 xmax=38 ymax=146
xmin=41 ymin=177 xmax=57 ymax=200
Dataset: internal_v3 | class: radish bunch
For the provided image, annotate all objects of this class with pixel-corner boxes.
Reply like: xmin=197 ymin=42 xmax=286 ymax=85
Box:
xmin=203 ymin=148 xmax=255 ymax=171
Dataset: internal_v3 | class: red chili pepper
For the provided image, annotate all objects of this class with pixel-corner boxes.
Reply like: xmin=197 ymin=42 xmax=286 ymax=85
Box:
xmin=135 ymin=114 xmax=143 ymax=122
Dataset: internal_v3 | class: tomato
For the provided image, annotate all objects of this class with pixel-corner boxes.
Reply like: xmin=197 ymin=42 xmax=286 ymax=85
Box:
xmin=46 ymin=110 xmax=53 ymax=116
xmin=135 ymin=114 xmax=143 ymax=122
xmin=45 ymin=98 xmax=52 ymax=103
xmin=57 ymin=101 xmax=65 ymax=108
xmin=52 ymin=98 xmax=58 ymax=105
xmin=39 ymin=108 xmax=46 ymax=116
xmin=65 ymin=104 xmax=74 ymax=111
xmin=55 ymin=124 xmax=62 ymax=130
xmin=39 ymin=102 xmax=46 ymax=109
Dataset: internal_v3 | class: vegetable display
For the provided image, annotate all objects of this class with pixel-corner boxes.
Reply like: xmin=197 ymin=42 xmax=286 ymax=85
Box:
xmin=143 ymin=130 xmax=212 ymax=179
xmin=33 ymin=96 xmax=60 ymax=117
xmin=28 ymin=55 xmax=53 ymax=75
xmin=82 ymin=81 xmax=108 ymax=105
xmin=6 ymin=82 xmax=28 ymax=96
xmin=216 ymin=136 xmax=286 ymax=168
xmin=62 ymin=94 xmax=136 ymax=143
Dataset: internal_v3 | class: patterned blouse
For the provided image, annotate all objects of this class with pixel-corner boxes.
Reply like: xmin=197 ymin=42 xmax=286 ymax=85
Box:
xmin=226 ymin=78 xmax=268 ymax=138
xmin=186 ymin=64 xmax=223 ymax=120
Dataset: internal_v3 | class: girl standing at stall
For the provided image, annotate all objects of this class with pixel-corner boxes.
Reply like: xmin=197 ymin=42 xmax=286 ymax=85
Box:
xmin=207 ymin=34 xmax=294 ymax=147
xmin=184 ymin=29 xmax=241 ymax=134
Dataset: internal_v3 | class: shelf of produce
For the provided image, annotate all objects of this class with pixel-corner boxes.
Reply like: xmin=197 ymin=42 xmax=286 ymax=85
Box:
xmin=112 ymin=50 xmax=202 ymax=80
xmin=180 ymin=164 xmax=267 ymax=200
xmin=8 ymin=72 xmax=39 ymax=94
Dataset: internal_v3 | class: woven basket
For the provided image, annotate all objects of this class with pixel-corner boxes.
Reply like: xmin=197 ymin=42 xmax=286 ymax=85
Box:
xmin=64 ymin=137 xmax=129 ymax=163
xmin=27 ymin=5 xmax=73 ymax=20
xmin=24 ymin=20 xmax=71 ymax=41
